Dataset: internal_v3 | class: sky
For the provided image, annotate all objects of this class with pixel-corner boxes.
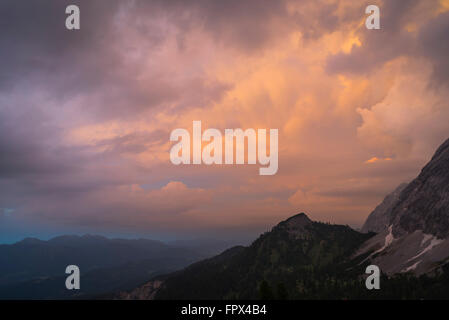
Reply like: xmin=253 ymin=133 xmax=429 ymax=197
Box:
xmin=1 ymin=0 xmax=449 ymax=243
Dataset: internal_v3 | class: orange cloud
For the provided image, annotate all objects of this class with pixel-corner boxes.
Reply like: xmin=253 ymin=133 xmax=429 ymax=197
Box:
xmin=365 ymin=157 xmax=393 ymax=164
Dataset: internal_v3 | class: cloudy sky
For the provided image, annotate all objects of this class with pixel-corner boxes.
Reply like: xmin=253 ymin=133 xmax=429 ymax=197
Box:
xmin=1 ymin=0 xmax=449 ymax=243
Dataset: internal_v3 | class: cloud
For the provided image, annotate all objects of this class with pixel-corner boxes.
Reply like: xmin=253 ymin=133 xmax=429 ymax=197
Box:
xmin=326 ymin=0 xmax=449 ymax=89
xmin=1 ymin=0 xmax=449 ymax=236
xmin=418 ymin=11 xmax=449 ymax=86
xmin=326 ymin=0 xmax=420 ymax=74
xmin=9 ymin=181 xmax=213 ymax=231
xmin=356 ymin=60 xmax=449 ymax=158
xmin=365 ymin=157 xmax=393 ymax=164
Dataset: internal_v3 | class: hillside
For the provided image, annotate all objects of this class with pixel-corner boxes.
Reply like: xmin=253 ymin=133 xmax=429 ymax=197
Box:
xmin=121 ymin=213 xmax=375 ymax=299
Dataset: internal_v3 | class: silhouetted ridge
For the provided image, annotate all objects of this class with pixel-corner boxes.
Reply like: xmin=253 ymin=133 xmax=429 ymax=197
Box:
xmin=430 ymin=137 xmax=449 ymax=162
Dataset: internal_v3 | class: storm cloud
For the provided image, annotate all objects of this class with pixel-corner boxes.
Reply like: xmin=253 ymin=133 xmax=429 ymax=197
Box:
xmin=1 ymin=0 xmax=449 ymax=239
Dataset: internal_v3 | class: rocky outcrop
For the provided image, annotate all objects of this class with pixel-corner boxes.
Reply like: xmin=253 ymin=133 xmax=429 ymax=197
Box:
xmin=361 ymin=183 xmax=408 ymax=233
xmin=354 ymin=227 xmax=449 ymax=275
xmin=116 ymin=280 xmax=163 ymax=300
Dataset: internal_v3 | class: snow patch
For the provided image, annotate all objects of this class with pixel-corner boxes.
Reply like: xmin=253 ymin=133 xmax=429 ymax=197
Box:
xmin=408 ymin=235 xmax=443 ymax=262
xmin=421 ymin=234 xmax=433 ymax=247
xmin=373 ymin=225 xmax=394 ymax=254
xmin=402 ymin=261 xmax=421 ymax=273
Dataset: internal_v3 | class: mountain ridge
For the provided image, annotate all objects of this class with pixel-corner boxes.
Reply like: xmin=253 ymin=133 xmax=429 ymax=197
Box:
xmin=119 ymin=213 xmax=374 ymax=299
xmin=0 ymin=234 xmax=229 ymax=298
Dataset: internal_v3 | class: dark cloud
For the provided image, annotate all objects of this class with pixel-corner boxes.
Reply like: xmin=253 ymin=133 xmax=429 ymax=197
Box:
xmin=0 ymin=0 xmax=285 ymax=111
xmin=325 ymin=0 xmax=449 ymax=88
xmin=0 ymin=0 xmax=280 ymax=210
xmin=290 ymin=1 xmax=341 ymax=40
xmin=187 ymin=0 xmax=289 ymax=50
xmin=0 ymin=0 xmax=122 ymax=91
xmin=0 ymin=0 xmax=237 ymax=207
xmin=0 ymin=0 xmax=235 ymax=122
xmin=326 ymin=0 xmax=421 ymax=74
xmin=96 ymin=130 xmax=169 ymax=156
xmin=418 ymin=12 xmax=449 ymax=86
xmin=0 ymin=104 xmax=68 ymax=178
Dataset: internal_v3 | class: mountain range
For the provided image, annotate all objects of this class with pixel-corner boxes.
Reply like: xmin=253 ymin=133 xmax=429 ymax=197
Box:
xmin=0 ymin=235 xmax=232 ymax=299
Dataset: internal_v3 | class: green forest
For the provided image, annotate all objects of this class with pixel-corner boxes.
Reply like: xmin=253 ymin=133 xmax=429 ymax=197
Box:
xmin=153 ymin=216 xmax=449 ymax=300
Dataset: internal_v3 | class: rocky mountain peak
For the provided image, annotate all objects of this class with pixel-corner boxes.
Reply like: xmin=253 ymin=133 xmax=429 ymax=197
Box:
xmin=277 ymin=212 xmax=311 ymax=228
xmin=284 ymin=212 xmax=312 ymax=226
xmin=274 ymin=212 xmax=313 ymax=238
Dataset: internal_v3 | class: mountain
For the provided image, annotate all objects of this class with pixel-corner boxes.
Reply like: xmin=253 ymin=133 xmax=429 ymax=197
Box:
xmin=167 ymin=238 xmax=245 ymax=256
xmin=0 ymin=235 xmax=216 ymax=299
xmin=356 ymin=138 xmax=449 ymax=275
xmin=0 ymin=259 xmax=175 ymax=299
xmin=361 ymin=183 xmax=408 ymax=233
xmin=119 ymin=213 xmax=375 ymax=299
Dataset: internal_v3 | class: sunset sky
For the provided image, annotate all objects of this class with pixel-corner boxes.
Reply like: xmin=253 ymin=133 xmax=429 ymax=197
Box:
xmin=1 ymin=0 xmax=449 ymax=243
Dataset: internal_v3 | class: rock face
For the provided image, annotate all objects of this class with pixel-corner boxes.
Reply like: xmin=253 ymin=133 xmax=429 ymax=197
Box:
xmin=357 ymin=137 xmax=449 ymax=274
xmin=361 ymin=183 xmax=408 ymax=233
xmin=116 ymin=280 xmax=163 ymax=300
xmin=354 ymin=227 xmax=449 ymax=275
xmin=390 ymin=138 xmax=449 ymax=239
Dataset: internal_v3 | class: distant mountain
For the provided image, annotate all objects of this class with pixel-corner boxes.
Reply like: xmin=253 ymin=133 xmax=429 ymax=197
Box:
xmin=356 ymin=138 xmax=449 ymax=275
xmin=0 ymin=235 xmax=215 ymax=299
xmin=167 ymin=238 xmax=243 ymax=257
xmin=0 ymin=259 xmax=175 ymax=299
